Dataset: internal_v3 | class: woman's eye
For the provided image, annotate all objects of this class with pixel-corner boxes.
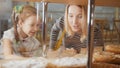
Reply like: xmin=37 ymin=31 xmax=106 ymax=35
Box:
xmin=78 ymin=15 xmax=82 ymax=18
xmin=37 ymin=24 xmax=39 ymax=27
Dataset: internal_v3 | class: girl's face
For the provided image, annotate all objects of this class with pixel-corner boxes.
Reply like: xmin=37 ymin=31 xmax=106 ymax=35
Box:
xmin=68 ymin=5 xmax=82 ymax=33
xmin=20 ymin=15 xmax=41 ymax=37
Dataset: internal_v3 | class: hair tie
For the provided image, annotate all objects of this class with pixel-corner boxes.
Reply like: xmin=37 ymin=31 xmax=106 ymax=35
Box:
xmin=13 ymin=5 xmax=23 ymax=13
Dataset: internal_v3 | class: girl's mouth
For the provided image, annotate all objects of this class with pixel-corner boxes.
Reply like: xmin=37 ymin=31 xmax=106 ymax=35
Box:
xmin=30 ymin=32 xmax=36 ymax=35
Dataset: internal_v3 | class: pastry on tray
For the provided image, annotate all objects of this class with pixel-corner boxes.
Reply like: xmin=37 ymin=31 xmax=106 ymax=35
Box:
xmin=47 ymin=56 xmax=87 ymax=68
xmin=93 ymin=51 xmax=120 ymax=64
xmin=1 ymin=57 xmax=48 ymax=68
xmin=93 ymin=51 xmax=115 ymax=63
xmin=105 ymin=44 xmax=120 ymax=54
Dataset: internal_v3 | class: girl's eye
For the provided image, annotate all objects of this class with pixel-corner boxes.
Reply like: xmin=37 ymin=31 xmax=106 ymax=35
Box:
xmin=68 ymin=15 xmax=73 ymax=18
xmin=30 ymin=24 xmax=34 ymax=27
xmin=37 ymin=24 xmax=40 ymax=27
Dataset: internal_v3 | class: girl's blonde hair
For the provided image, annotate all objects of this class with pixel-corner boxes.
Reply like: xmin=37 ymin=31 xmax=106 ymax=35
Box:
xmin=12 ymin=5 xmax=37 ymax=42
xmin=64 ymin=5 xmax=87 ymax=42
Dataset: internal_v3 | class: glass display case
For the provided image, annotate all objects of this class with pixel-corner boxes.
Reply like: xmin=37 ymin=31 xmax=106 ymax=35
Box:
xmin=0 ymin=0 xmax=120 ymax=68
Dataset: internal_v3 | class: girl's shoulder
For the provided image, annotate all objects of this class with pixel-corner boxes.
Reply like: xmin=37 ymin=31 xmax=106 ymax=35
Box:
xmin=4 ymin=27 xmax=14 ymax=34
xmin=32 ymin=37 xmax=40 ymax=44
xmin=28 ymin=37 xmax=41 ymax=46
xmin=2 ymin=27 xmax=15 ymax=41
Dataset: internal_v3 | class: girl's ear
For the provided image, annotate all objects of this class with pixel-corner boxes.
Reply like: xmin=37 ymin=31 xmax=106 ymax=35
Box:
xmin=18 ymin=17 xmax=23 ymax=27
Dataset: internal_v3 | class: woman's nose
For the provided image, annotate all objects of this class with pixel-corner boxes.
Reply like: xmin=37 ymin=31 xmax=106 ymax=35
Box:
xmin=73 ymin=17 xmax=78 ymax=25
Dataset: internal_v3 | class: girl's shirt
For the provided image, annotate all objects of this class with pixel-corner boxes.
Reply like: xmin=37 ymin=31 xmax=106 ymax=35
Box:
xmin=1 ymin=27 xmax=41 ymax=57
xmin=50 ymin=17 xmax=104 ymax=53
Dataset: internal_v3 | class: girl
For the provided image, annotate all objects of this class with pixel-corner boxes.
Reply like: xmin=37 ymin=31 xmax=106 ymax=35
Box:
xmin=1 ymin=5 xmax=41 ymax=59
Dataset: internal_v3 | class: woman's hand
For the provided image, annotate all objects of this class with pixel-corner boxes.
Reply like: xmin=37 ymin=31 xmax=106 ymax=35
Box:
xmin=46 ymin=49 xmax=59 ymax=59
xmin=60 ymin=48 xmax=77 ymax=57
xmin=65 ymin=48 xmax=77 ymax=53
xmin=47 ymin=48 xmax=77 ymax=58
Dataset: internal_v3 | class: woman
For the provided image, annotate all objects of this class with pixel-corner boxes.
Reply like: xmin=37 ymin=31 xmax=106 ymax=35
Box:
xmin=49 ymin=5 xmax=87 ymax=53
xmin=49 ymin=5 xmax=103 ymax=53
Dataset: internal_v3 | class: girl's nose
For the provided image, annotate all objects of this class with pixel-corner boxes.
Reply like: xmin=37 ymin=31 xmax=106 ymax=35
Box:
xmin=34 ymin=26 xmax=38 ymax=32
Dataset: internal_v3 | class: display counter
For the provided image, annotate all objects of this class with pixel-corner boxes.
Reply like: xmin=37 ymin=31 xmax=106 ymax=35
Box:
xmin=0 ymin=46 xmax=119 ymax=68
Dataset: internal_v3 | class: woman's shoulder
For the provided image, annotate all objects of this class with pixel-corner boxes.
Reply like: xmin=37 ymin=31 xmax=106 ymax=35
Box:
xmin=52 ymin=17 xmax=64 ymax=30
xmin=56 ymin=17 xmax=64 ymax=26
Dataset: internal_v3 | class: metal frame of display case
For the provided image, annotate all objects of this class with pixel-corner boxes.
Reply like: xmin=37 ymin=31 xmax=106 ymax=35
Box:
xmin=13 ymin=0 xmax=120 ymax=7
xmin=41 ymin=2 xmax=48 ymax=57
xmin=12 ymin=0 xmax=120 ymax=68
xmin=87 ymin=0 xmax=95 ymax=68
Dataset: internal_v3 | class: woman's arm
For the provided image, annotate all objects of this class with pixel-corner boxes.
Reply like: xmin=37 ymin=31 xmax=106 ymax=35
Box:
xmin=3 ymin=39 xmax=25 ymax=59
xmin=49 ymin=17 xmax=64 ymax=50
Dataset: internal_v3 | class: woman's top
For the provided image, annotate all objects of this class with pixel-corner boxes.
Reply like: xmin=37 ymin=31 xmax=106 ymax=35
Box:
xmin=0 ymin=27 xmax=41 ymax=57
xmin=50 ymin=17 xmax=104 ymax=53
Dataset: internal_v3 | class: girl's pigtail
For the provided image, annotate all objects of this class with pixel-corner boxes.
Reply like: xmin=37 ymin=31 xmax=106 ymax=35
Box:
xmin=12 ymin=10 xmax=19 ymax=42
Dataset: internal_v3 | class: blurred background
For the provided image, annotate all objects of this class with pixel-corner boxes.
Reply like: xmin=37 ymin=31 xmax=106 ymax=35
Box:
xmin=0 ymin=0 xmax=120 ymax=44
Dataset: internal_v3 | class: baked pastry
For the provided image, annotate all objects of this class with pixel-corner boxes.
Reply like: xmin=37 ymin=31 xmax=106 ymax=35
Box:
xmin=93 ymin=51 xmax=115 ymax=63
xmin=93 ymin=51 xmax=120 ymax=64
xmin=112 ymin=54 xmax=120 ymax=64
xmin=48 ymin=57 xmax=87 ymax=68
xmin=105 ymin=44 xmax=120 ymax=54
xmin=1 ymin=57 xmax=48 ymax=68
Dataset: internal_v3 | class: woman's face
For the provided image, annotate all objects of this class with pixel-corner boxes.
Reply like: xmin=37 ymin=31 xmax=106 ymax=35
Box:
xmin=68 ymin=5 xmax=83 ymax=33
xmin=21 ymin=15 xmax=41 ymax=37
